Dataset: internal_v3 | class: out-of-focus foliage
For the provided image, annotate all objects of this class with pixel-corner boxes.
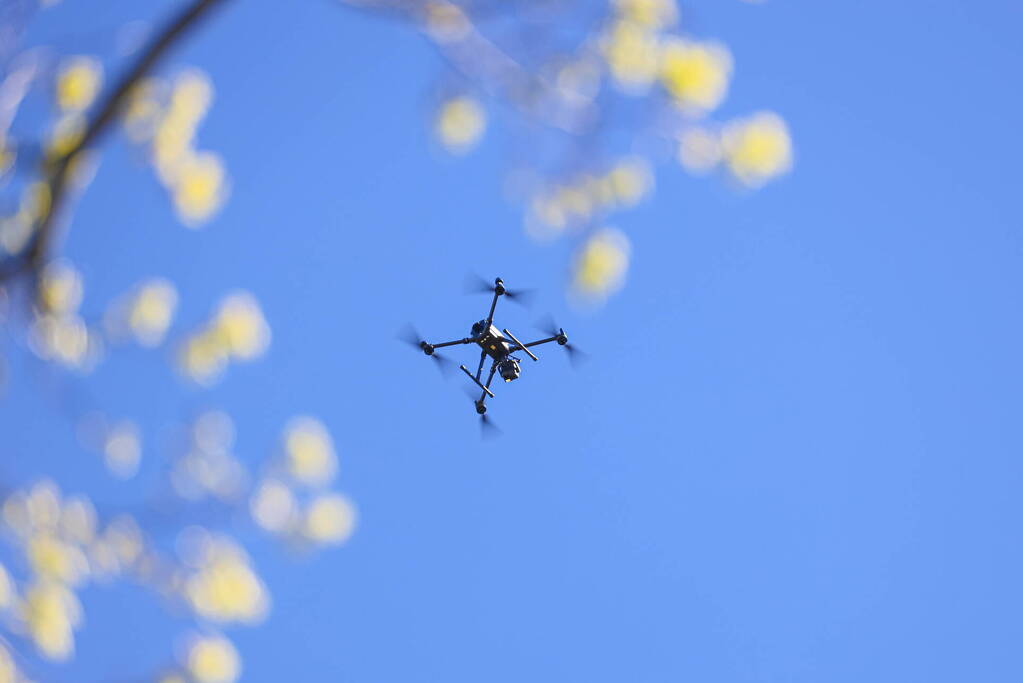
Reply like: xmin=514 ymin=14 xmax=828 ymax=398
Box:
xmin=572 ymin=228 xmax=632 ymax=302
xmin=418 ymin=0 xmax=792 ymax=302
xmin=123 ymin=69 xmax=228 ymax=226
xmin=178 ymin=291 xmax=270 ymax=386
xmin=54 ymin=56 xmax=102 ymax=112
xmin=0 ymin=0 xmax=789 ymax=679
xmin=435 ymin=95 xmax=486 ymax=153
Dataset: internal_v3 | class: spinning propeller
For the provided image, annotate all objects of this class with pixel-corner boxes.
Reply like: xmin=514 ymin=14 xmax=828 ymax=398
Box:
xmin=462 ymin=385 xmax=501 ymax=439
xmin=465 ymin=273 xmax=534 ymax=307
xmin=397 ymin=325 xmax=454 ymax=377
xmin=536 ymin=315 xmax=587 ymax=368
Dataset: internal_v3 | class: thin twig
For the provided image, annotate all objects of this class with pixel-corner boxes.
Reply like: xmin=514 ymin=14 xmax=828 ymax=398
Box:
xmin=0 ymin=0 xmax=232 ymax=291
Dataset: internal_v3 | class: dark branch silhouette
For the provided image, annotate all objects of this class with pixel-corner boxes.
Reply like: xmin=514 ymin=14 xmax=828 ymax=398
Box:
xmin=0 ymin=0 xmax=232 ymax=295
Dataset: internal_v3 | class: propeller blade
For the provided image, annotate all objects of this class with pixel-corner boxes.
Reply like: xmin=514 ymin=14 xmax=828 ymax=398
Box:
xmin=479 ymin=413 xmax=501 ymax=439
xmin=399 ymin=325 xmax=453 ymax=377
xmin=535 ymin=315 xmax=587 ymax=368
xmin=465 ymin=274 xmax=533 ymax=307
xmin=462 ymin=385 xmax=500 ymax=438
xmin=536 ymin=314 xmax=560 ymax=338
xmin=562 ymin=343 xmax=588 ymax=368
xmin=464 ymin=273 xmax=497 ymax=295
xmin=503 ymin=287 xmax=535 ymax=307
xmin=431 ymin=352 xmax=455 ymax=377
xmin=397 ymin=324 xmax=426 ymax=350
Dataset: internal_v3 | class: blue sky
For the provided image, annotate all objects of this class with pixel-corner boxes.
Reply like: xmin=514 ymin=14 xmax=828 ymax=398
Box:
xmin=3 ymin=0 xmax=1023 ymax=681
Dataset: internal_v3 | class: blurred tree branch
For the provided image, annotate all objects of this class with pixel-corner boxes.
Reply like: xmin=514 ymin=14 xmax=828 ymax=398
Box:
xmin=0 ymin=0 xmax=231 ymax=297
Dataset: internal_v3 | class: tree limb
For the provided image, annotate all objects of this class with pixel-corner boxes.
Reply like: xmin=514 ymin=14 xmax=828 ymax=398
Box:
xmin=0 ymin=0 xmax=232 ymax=294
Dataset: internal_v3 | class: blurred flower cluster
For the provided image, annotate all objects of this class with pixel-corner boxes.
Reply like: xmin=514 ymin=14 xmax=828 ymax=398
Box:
xmin=178 ymin=291 xmax=271 ymax=386
xmin=104 ymin=277 xmax=180 ymax=348
xmin=0 ymin=481 xmax=145 ymax=665
xmin=249 ymin=417 xmax=357 ymax=547
xmin=0 ymin=10 xmax=347 ymax=674
xmin=124 ymin=70 xmax=228 ymax=226
xmin=0 ymin=411 xmax=355 ymax=680
xmin=419 ymin=0 xmax=793 ymax=304
xmin=28 ymin=261 xmax=98 ymax=369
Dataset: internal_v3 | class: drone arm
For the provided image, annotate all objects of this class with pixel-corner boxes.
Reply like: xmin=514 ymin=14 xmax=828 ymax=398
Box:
xmin=430 ymin=337 xmax=473 ymax=349
xmin=483 ymin=363 xmax=498 ymax=392
xmin=508 ymin=335 xmax=560 ymax=351
xmin=473 ymin=349 xmax=487 ymax=381
xmin=460 ymin=364 xmax=495 ymax=398
xmin=502 ymin=328 xmax=538 ymax=361
xmin=485 ymin=288 xmax=501 ymax=325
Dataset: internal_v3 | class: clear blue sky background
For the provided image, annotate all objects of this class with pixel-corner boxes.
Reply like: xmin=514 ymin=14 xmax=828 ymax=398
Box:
xmin=3 ymin=0 xmax=1023 ymax=681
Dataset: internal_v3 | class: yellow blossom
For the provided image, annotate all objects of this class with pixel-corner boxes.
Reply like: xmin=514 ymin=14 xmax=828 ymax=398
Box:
xmin=22 ymin=182 xmax=52 ymax=223
xmin=659 ymin=38 xmax=732 ymax=114
xmin=22 ymin=581 xmax=82 ymax=661
xmin=614 ymin=0 xmax=678 ymax=29
xmin=185 ymin=543 xmax=268 ymax=624
xmin=303 ymin=494 xmax=356 ymax=545
xmin=211 ymin=292 xmax=270 ymax=360
xmin=103 ymin=516 xmax=144 ymax=569
xmin=607 ymin=158 xmax=653 ymax=206
xmin=46 ymin=113 xmax=86 ymax=160
xmin=554 ymin=186 xmax=593 ymax=221
xmin=30 ymin=313 xmax=93 ymax=368
xmin=0 ymin=134 xmax=13 ymax=176
xmin=175 ymin=292 xmax=270 ymax=384
xmin=39 ymin=261 xmax=82 ymax=314
xmin=55 ymin=56 xmax=103 ymax=112
xmin=156 ymin=674 xmax=188 ymax=683
xmin=283 ymin=417 xmax=337 ymax=487
xmin=104 ymin=421 xmax=142 ymax=479
xmin=128 ymin=278 xmax=178 ymax=346
xmin=0 ymin=643 xmax=18 ymax=682
xmin=171 ymin=447 xmax=246 ymax=502
xmin=721 ymin=111 xmax=792 ymax=187
xmin=122 ymin=78 xmax=164 ymax=142
xmin=153 ymin=117 xmax=193 ymax=182
xmin=172 ymin=151 xmax=226 ymax=225
xmin=179 ymin=332 xmax=228 ymax=385
xmin=424 ymin=1 xmax=471 ymax=43
xmin=25 ymin=481 xmax=61 ymax=532
xmin=604 ymin=20 xmax=660 ymax=91
xmin=169 ymin=70 xmax=212 ymax=124
xmin=435 ymin=96 xmax=485 ymax=153
xmin=573 ymin=228 xmax=631 ymax=299
xmin=249 ymin=480 xmax=297 ymax=534
xmin=27 ymin=535 xmax=88 ymax=585
xmin=530 ymin=195 xmax=567 ymax=231
xmin=187 ymin=635 xmax=240 ymax=683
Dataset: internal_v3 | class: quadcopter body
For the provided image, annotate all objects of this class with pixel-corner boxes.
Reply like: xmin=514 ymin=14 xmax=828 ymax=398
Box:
xmin=409 ymin=278 xmax=573 ymax=418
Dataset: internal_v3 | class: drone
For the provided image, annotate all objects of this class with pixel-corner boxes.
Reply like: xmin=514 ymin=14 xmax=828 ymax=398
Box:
xmin=401 ymin=277 xmax=582 ymax=430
